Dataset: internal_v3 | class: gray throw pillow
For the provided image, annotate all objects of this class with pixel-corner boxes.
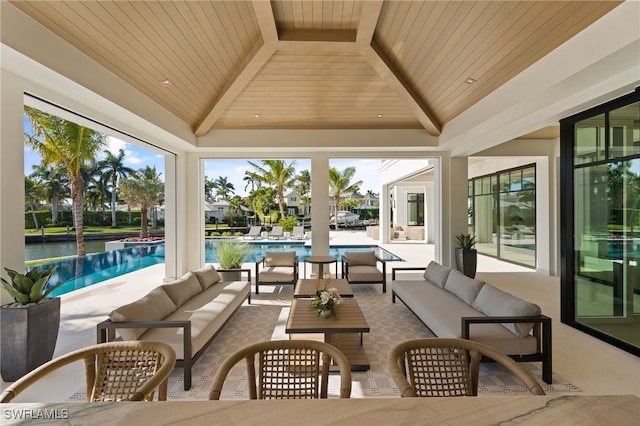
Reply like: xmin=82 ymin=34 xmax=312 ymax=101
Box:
xmin=472 ymin=284 xmax=541 ymax=337
xmin=423 ymin=261 xmax=451 ymax=288
xmin=193 ymin=264 xmax=221 ymax=290
xmin=109 ymin=287 xmax=177 ymax=340
xmin=444 ymin=270 xmax=485 ymax=304
xmin=161 ymin=272 xmax=202 ymax=306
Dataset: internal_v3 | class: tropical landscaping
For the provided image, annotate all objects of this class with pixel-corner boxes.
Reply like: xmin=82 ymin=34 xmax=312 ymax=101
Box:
xmin=24 ymin=108 xmax=380 ymax=262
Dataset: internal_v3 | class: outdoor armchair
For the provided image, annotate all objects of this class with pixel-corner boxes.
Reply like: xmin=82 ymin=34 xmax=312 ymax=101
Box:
xmin=341 ymin=251 xmax=387 ymax=293
xmin=255 ymin=251 xmax=299 ymax=294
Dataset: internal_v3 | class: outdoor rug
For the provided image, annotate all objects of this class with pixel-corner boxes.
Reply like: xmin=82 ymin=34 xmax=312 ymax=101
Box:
xmin=69 ymin=284 xmax=579 ymax=401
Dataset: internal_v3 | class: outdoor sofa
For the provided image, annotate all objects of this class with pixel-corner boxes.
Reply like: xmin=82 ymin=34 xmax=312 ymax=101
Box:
xmin=391 ymin=261 xmax=552 ymax=383
xmin=97 ymin=265 xmax=250 ymax=390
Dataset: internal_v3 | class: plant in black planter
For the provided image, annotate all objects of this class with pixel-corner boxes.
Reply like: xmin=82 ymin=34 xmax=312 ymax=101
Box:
xmin=454 ymin=233 xmax=477 ymax=279
xmin=1 ymin=266 xmax=61 ymax=381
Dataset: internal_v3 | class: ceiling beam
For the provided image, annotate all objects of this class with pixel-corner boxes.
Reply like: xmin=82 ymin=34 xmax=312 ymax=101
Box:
xmin=356 ymin=0 xmax=384 ymax=48
xmin=194 ymin=0 xmax=278 ymax=136
xmin=361 ymin=42 xmax=442 ymax=136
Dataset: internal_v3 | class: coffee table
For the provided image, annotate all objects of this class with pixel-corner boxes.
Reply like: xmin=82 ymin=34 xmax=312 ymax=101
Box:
xmin=294 ymin=278 xmax=353 ymax=298
xmin=286 ymin=298 xmax=369 ymax=371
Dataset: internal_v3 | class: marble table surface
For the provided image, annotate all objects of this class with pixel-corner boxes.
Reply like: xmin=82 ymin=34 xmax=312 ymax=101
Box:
xmin=2 ymin=395 xmax=638 ymax=425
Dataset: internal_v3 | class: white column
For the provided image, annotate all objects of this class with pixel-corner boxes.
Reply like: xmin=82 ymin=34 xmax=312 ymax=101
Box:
xmin=444 ymin=156 xmax=469 ymax=267
xmin=0 ymin=70 xmax=27 ymax=304
xmin=183 ymin=152 xmax=203 ymax=272
xmin=310 ymin=154 xmax=330 ymax=257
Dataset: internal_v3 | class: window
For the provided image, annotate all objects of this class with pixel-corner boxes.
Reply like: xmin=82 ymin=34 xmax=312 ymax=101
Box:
xmin=407 ymin=193 xmax=424 ymax=226
xmin=470 ymin=165 xmax=536 ymax=268
xmin=560 ymin=88 xmax=640 ymax=357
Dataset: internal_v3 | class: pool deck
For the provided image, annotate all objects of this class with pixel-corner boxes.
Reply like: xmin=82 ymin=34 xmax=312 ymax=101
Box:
xmin=3 ymin=230 xmax=639 ymax=400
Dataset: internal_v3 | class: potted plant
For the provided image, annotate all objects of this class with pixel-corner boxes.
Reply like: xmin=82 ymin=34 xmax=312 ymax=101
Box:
xmin=454 ymin=233 xmax=477 ymax=278
xmin=215 ymin=240 xmax=253 ymax=281
xmin=1 ymin=266 xmax=61 ymax=381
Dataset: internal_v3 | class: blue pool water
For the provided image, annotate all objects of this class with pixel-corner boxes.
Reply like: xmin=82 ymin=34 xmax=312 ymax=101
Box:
xmin=30 ymin=241 xmax=404 ymax=297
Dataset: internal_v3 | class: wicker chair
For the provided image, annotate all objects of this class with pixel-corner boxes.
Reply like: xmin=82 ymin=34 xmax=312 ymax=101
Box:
xmin=209 ymin=340 xmax=351 ymax=400
xmin=0 ymin=341 xmax=176 ymax=403
xmin=387 ymin=338 xmax=545 ymax=397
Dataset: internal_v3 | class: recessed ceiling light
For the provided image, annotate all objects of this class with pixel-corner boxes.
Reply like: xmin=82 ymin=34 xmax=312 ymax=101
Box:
xmin=465 ymin=77 xmax=476 ymax=84
xmin=161 ymin=79 xmax=172 ymax=86
xmin=254 ymin=114 xmax=260 ymax=119
xmin=377 ymin=114 xmax=383 ymax=118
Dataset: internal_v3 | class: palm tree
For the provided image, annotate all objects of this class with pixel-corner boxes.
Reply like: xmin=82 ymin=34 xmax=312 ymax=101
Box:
xmin=141 ymin=166 xmax=165 ymax=228
xmin=30 ymin=163 xmax=69 ymax=224
xmin=119 ymin=166 xmax=164 ymax=238
xmin=212 ymin=176 xmax=235 ymax=201
xmin=100 ymin=149 xmax=135 ymax=227
xmin=24 ymin=107 xmax=107 ymax=256
xmin=248 ymin=160 xmax=296 ymax=219
xmin=24 ymin=176 xmax=44 ymax=230
xmin=243 ymin=170 xmax=261 ymax=192
xmin=295 ymin=169 xmax=311 ymax=217
xmin=328 ymin=166 xmax=362 ymax=230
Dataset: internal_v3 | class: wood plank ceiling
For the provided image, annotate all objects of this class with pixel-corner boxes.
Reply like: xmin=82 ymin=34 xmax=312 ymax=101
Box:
xmin=10 ymin=1 xmax=621 ymax=137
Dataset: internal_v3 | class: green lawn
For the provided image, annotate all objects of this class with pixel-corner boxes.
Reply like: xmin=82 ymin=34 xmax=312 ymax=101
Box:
xmin=24 ymin=226 xmax=165 ymax=235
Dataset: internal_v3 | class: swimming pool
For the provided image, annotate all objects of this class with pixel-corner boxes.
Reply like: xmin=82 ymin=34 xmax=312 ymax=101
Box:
xmin=31 ymin=241 xmax=404 ymax=297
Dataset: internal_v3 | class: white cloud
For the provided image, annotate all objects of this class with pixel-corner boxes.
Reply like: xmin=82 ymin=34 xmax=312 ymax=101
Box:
xmin=106 ymin=136 xmax=127 ymax=154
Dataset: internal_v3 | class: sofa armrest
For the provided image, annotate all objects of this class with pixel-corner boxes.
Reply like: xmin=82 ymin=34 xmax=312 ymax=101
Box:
xmin=461 ymin=314 xmax=552 ymax=384
xmin=97 ymin=319 xmax=192 ymax=361
xmin=391 ymin=267 xmax=426 ymax=280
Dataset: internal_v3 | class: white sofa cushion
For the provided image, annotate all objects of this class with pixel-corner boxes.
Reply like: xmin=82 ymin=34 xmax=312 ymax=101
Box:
xmin=141 ymin=281 xmax=250 ymax=359
xmin=393 ymin=280 xmax=538 ymax=356
xmin=161 ymin=272 xmax=203 ymax=307
xmin=423 ymin=261 xmax=451 ymax=288
xmin=109 ymin=287 xmax=177 ymax=340
xmin=348 ymin=265 xmax=383 ymax=282
xmin=472 ymin=284 xmax=541 ymax=337
xmin=259 ymin=266 xmax=295 ymax=283
xmin=345 ymin=251 xmax=377 ymax=266
xmin=265 ymin=251 xmax=296 ymax=267
xmin=444 ymin=270 xmax=485 ymax=304
xmin=193 ymin=264 xmax=221 ymax=290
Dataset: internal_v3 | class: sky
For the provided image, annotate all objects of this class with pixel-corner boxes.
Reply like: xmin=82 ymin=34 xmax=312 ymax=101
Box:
xmin=25 ymin=135 xmax=381 ymax=197
xmin=204 ymin=158 xmax=380 ymax=197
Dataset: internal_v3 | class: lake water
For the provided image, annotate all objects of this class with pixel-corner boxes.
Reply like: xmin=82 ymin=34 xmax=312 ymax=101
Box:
xmin=25 ymin=241 xmax=106 ymax=262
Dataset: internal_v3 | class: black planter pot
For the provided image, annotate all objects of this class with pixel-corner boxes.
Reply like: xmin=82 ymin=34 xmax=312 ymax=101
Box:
xmin=1 ymin=297 xmax=61 ymax=381
xmin=455 ymin=248 xmax=477 ymax=279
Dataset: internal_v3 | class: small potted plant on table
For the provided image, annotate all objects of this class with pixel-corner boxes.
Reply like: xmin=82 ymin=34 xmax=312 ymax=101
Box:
xmin=1 ymin=266 xmax=61 ymax=381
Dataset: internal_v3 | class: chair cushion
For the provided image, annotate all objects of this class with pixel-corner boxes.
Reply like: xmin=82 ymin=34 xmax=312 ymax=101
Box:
xmin=265 ymin=251 xmax=296 ymax=267
xmin=347 ymin=265 xmax=383 ymax=282
xmin=161 ymin=272 xmax=203 ymax=307
xmin=259 ymin=266 xmax=295 ymax=283
xmin=109 ymin=287 xmax=177 ymax=340
xmin=193 ymin=264 xmax=221 ymax=290
xmin=423 ymin=261 xmax=451 ymax=288
xmin=472 ymin=284 xmax=541 ymax=337
xmin=444 ymin=270 xmax=485 ymax=304
xmin=345 ymin=251 xmax=377 ymax=266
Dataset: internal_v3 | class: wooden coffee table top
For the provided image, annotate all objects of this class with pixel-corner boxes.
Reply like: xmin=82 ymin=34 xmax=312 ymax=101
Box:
xmin=294 ymin=278 xmax=353 ymax=298
xmin=286 ymin=299 xmax=369 ymax=334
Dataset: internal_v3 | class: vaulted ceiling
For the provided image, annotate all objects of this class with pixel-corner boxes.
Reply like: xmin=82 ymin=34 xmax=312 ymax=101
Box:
xmin=10 ymin=1 xmax=621 ymax=137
